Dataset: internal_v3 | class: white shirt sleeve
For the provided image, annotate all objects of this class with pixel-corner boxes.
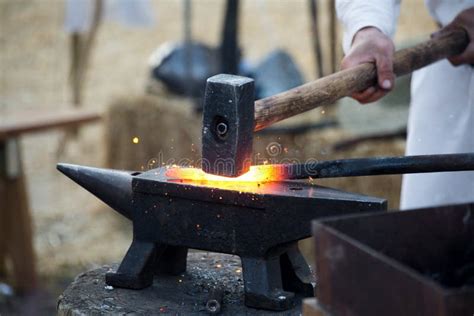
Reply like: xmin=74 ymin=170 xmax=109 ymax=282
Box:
xmin=336 ymin=0 xmax=401 ymax=54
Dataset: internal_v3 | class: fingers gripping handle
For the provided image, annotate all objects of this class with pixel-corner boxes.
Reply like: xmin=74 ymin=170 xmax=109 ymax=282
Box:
xmin=253 ymin=28 xmax=469 ymax=131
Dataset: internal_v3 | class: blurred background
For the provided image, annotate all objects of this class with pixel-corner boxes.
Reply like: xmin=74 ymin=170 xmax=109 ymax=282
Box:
xmin=0 ymin=0 xmax=436 ymax=314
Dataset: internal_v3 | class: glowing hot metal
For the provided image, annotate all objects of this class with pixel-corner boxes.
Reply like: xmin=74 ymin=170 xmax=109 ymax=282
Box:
xmin=165 ymin=165 xmax=283 ymax=191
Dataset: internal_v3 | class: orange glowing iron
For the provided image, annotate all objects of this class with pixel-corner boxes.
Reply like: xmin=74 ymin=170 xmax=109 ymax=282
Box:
xmin=168 ymin=153 xmax=474 ymax=188
xmin=166 ymin=165 xmax=282 ymax=183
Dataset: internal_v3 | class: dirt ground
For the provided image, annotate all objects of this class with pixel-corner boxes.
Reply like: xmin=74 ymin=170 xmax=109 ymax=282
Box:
xmin=0 ymin=0 xmax=436 ymax=314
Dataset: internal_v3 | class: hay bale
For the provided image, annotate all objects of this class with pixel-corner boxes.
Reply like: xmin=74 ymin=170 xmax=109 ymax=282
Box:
xmin=105 ymin=94 xmax=201 ymax=171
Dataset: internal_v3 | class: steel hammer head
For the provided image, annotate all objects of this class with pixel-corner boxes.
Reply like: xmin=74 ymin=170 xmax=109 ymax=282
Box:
xmin=202 ymin=74 xmax=255 ymax=177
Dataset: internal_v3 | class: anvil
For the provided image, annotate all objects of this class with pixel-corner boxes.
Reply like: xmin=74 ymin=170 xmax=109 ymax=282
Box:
xmin=57 ymin=163 xmax=386 ymax=310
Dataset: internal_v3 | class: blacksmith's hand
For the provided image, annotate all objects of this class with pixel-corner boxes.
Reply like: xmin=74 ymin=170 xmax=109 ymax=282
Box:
xmin=341 ymin=26 xmax=395 ymax=104
xmin=432 ymin=7 xmax=474 ymax=66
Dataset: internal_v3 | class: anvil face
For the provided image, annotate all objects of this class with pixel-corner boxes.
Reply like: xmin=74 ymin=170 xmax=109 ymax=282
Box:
xmin=131 ymin=167 xmax=386 ymax=257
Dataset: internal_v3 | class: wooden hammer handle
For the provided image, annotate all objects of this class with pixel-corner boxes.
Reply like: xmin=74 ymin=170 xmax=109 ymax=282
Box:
xmin=254 ymin=28 xmax=469 ymax=131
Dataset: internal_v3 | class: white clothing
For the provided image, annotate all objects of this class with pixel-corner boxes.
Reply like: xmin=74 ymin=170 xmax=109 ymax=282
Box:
xmin=65 ymin=0 xmax=95 ymax=33
xmin=65 ymin=0 xmax=155 ymax=33
xmin=336 ymin=0 xmax=474 ymax=209
xmin=402 ymin=60 xmax=474 ymax=208
xmin=336 ymin=0 xmax=401 ymax=54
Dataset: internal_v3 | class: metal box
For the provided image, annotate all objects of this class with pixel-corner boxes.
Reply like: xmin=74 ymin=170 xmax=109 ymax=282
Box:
xmin=313 ymin=203 xmax=474 ymax=316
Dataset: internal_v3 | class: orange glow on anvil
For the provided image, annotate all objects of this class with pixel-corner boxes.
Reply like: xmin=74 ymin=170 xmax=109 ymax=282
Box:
xmin=165 ymin=165 xmax=284 ymax=191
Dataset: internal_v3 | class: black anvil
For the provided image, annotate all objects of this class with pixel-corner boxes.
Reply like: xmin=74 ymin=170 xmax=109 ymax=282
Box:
xmin=57 ymin=163 xmax=386 ymax=310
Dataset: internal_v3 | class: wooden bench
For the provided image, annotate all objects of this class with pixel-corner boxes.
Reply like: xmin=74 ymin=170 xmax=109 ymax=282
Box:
xmin=0 ymin=110 xmax=100 ymax=293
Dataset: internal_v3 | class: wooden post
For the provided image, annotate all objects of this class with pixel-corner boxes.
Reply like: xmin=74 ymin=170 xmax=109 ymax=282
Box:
xmin=329 ymin=0 xmax=337 ymax=74
xmin=0 ymin=141 xmax=7 ymax=278
xmin=308 ymin=0 xmax=323 ymax=78
xmin=0 ymin=110 xmax=100 ymax=291
xmin=0 ymin=138 xmax=37 ymax=292
xmin=69 ymin=0 xmax=103 ymax=106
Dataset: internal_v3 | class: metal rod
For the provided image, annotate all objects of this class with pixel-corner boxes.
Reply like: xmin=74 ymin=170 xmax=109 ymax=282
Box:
xmin=273 ymin=153 xmax=474 ymax=180
xmin=308 ymin=0 xmax=323 ymax=78
xmin=329 ymin=0 xmax=337 ymax=74
xmin=219 ymin=0 xmax=240 ymax=74
xmin=183 ymin=0 xmax=193 ymax=98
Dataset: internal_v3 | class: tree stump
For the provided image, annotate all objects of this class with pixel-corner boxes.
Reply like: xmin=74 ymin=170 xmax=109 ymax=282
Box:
xmin=58 ymin=252 xmax=302 ymax=315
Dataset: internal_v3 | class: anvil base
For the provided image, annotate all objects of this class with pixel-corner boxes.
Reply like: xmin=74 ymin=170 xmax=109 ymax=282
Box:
xmin=106 ymin=242 xmax=312 ymax=310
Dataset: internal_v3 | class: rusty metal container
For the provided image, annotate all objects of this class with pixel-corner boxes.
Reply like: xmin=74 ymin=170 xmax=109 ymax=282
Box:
xmin=312 ymin=203 xmax=474 ymax=316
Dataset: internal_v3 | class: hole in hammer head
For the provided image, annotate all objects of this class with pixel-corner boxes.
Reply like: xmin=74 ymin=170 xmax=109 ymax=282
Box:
xmin=216 ymin=122 xmax=228 ymax=136
xmin=213 ymin=116 xmax=229 ymax=141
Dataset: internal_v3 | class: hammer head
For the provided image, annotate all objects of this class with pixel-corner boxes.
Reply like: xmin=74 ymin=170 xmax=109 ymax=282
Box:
xmin=202 ymin=74 xmax=255 ymax=177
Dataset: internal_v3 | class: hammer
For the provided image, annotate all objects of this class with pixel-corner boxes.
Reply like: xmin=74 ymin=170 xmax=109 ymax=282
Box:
xmin=202 ymin=29 xmax=469 ymax=177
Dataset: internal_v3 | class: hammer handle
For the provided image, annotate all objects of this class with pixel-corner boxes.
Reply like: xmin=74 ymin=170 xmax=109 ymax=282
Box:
xmin=254 ymin=28 xmax=469 ymax=131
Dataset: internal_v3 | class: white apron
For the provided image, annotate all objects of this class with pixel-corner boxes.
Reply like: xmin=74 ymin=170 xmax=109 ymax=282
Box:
xmin=337 ymin=0 xmax=474 ymax=209
xmin=400 ymin=61 xmax=474 ymax=209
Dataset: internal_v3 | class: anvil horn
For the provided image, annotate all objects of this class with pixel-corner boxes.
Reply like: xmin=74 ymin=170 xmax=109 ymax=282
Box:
xmin=57 ymin=163 xmax=133 ymax=220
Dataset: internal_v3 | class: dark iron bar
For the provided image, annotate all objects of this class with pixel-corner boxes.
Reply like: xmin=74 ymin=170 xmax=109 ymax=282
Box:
xmin=273 ymin=153 xmax=474 ymax=180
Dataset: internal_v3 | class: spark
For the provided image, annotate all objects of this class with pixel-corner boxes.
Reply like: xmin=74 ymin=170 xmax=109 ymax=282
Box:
xmin=132 ymin=137 xmax=139 ymax=144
